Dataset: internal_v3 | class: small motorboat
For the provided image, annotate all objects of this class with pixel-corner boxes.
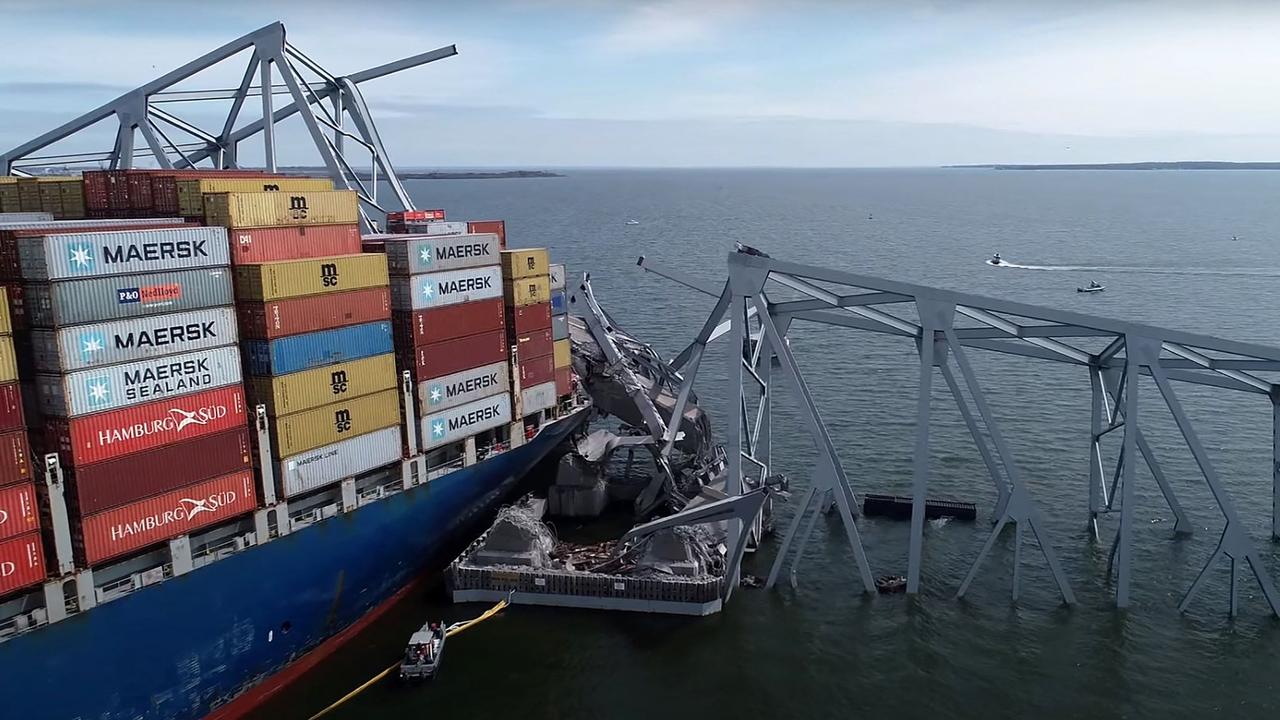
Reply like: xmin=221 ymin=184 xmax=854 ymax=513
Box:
xmin=1077 ymin=281 xmax=1105 ymax=293
xmin=399 ymin=621 xmax=446 ymax=682
xmin=625 ymin=219 xmax=640 ymax=225
xmin=989 ymin=252 xmax=1003 ymax=265
xmin=876 ymin=575 xmax=908 ymax=594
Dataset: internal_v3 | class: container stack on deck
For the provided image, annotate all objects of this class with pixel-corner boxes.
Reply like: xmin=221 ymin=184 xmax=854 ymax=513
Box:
xmin=0 ymin=287 xmax=43 ymax=596
xmin=212 ymin=188 xmax=402 ymax=500
xmin=502 ymin=248 xmax=557 ymax=417
xmin=17 ymin=223 xmax=252 ymax=567
xmin=548 ymin=263 xmax=573 ymax=400
xmin=364 ymin=225 xmax=513 ymax=462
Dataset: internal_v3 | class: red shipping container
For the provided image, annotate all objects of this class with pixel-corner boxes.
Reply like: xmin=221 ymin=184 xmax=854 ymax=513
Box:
xmin=0 ymin=383 xmax=23 ymax=434
xmin=515 ymin=327 xmax=554 ymax=362
xmin=126 ymin=170 xmax=155 ymax=215
xmin=0 ymin=482 xmax=38 ymax=542
xmin=387 ymin=209 xmax=445 ymax=224
xmin=227 ymin=224 xmax=362 ymax=264
xmin=70 ymin=427 xmax=252 ymax=515
xmin=238 ymin=286 xmax=391 ymax=339
xmin=399 ymin=328 xmax=507 ymax=380
xmin=75 ymin=469 xmax=257 ymax=566
xmin=506 ymin=303 xmax=551 ymax=335
xmin=47 ymin=384 xmax=247 ymax=467
xmin=555 ymin=366 xmax=572 ymax=397
xmin=0 ymin=430 xmax=32 ymax=488
xmin=466 ymin=220 xmax=506 ymax=249
xmin=0 ymin=532 xmax=45 ymax=595
xmin=392 ymin=297 xmax=505 ymax=347
xmin=518 ymin=353 xmax=555 ymax=388
xmin=82 ymin=171 xmax=109 ymax=212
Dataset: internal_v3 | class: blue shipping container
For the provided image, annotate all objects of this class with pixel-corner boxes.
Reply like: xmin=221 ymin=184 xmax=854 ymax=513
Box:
xmin=550 ymin=290 xmax=567 ymax=316
xmin=243 ymin=321 xmax=393 ymax=376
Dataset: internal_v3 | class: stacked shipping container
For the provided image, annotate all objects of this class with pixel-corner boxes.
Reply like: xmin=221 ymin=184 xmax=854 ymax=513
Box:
xmin=548 ymin=262 xmax=573 ymax=399
xmin=0 ymin=288 xmax=44 ymax=595
xmin=15 ymin=225 xmax=253 ymax=566
xmin=217 ymin=188 xmax=402 ymax=499
xmin=363 ymin=230 xmax=513 ymax=454
xmin=501 ymin=248 xmax=557 ymax=415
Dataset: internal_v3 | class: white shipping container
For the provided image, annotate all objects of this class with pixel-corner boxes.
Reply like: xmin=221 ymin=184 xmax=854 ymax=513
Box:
xmin=551 ymin=314 xmax=568 ymax=341
xmin=0 ymin=217 xmax=182 ymax=230
xmin=390 ymin=265 xmax=503 ymax=311
xmin=0 ymin=212 xmax=53 ymax=223
xmin=402 ymin=220 xmax=467 ymax=236
xmin=549 ymin=263 xmax=567 ymax=291
xmin=521 ymin=381 xmax=557 ymax=415
xmin=18 ymin=226 xmax=230 ymax=280
xmin=37 ymin=344 xmax=242 ymax=417
xmin=375 ymin=233 xmax=500 ymax=275
xmin=421 ymin=392 xmax=512 ymax=450
xmin=417 ymin=361 xmax=509 ymax=415
xmin=30 ymin=306 xmax=238 ymax=372
xmin=276 ymin=426 xmax=401 ymax=498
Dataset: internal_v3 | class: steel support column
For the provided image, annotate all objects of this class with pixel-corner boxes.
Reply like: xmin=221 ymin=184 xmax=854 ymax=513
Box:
xmin=1116 ymin=338 xmax=1140 ymax=608
xmin=940 ymin=361 xmax=1009 ymax=520
xmin=1274 ymin=392 xmax=1280 ymax=541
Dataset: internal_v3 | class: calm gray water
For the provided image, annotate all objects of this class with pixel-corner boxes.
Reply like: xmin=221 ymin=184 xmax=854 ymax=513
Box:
xmin=253 ymin=169 xmax=1280 ymax=720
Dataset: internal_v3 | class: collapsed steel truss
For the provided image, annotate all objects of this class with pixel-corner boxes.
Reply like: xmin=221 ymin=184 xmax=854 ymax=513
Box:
xmin=0 ymin=22 xmax=451 ymax=228
xmin=642 ymin=250 xmax=1280 ymax=617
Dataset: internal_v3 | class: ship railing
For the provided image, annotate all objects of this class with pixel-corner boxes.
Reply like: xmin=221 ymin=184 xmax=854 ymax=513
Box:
xmin=97 ymin=563 xmax=175 ymax=605
xmin=426 ymin=455 xmax=465 ymax=481
xmin=476 ymin=438 xmax=509 ymax=462
xmin=191 ymin=532 xmax=255 ymax=570
xmin=357 ymin=469 xmax=406 ymax=507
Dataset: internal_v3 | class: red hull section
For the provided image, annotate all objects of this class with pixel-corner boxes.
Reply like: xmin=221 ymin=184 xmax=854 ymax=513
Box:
xmin=47 ymin=384 xmax=247 ymax=466
xmin=75 ymin=469 xmax=257 ymax=565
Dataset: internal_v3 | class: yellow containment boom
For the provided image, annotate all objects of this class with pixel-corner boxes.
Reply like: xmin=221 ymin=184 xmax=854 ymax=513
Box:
xmin=308 ymin=597 xmax=510 ymax=720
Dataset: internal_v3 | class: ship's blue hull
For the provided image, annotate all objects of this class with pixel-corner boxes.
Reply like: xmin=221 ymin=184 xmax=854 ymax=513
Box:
xmin=0 ymin=412 xmax=582 ymax=720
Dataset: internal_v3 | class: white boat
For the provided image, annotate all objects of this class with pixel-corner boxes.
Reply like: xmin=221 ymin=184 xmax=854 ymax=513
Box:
xmin=988 ymin=252 xmax=1003 ymax=266
xmin=625 ymin=219 xmax=640 ymax=225
xmin=1077 ymin=281 xmax=1105 ymax=293
xmin=399 ymin=622 xmax=446 ymax=681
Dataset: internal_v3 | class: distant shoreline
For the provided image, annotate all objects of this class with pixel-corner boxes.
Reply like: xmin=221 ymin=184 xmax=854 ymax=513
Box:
xmin=279 ymin=168 xmax=564 ymax=180
xmin=947 ymin=162 xmax=1280 ymax=171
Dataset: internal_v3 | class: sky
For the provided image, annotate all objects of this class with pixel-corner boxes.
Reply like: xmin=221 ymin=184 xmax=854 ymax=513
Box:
xmin=3 ymin=0 xmax=1280 ymax=167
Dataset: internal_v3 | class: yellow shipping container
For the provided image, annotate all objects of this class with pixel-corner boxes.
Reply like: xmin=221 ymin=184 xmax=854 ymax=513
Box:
xmin=553 ymin=339 xmax=571 ymax=369
xmin=249 ymin=353 xmax=397 ymax=416
xmin=500 ymin=249 xmax=550 ymax=280
xmin=503 ymin=275 xmax=551 ymax=307
xmin=59 ymin=182 xmax=86 ymax=219
xmin=0 ymin=287 xmax=11 ymax=336
xmin=16 ymin=178 xmax=41 ymax=211
xmin=0 ymin=178 xmax=17 ymax=212
xmin=270 ymin=388 xmax=401 ymax=457
xmin=0 ymin=336 xmax=17 ymax=383
xmin=178 ymin=177 xmax=335 ymax=217
xmin=235 ymin=253 xmax=389 ymax=301
xmin=203 ymin=189 xmax=358 ymax=229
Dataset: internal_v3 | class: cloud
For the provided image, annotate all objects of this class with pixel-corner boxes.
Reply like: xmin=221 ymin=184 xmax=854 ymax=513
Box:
xmin=590 ymin=0 xmax=756 ymax=57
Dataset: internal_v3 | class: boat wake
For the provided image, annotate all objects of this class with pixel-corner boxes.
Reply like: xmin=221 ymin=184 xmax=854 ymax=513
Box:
xmin=986 ymin=259 xmax=1280 ymax=277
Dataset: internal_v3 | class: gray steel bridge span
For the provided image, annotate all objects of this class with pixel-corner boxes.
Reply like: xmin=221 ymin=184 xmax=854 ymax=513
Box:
xmin=641 ymin=249 xmax=1280 ymax=617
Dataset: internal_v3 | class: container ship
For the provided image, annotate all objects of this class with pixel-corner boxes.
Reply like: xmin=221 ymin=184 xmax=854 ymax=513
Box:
xmin=0 ymin=152 xmax=584 ymax=716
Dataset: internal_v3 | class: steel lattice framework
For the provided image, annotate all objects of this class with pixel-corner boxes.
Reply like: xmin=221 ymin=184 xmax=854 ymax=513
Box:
xmin=0 ymin=22 xmax=452 ymax=229
xmin=642 ymin=250 xmax=1280 ymax=617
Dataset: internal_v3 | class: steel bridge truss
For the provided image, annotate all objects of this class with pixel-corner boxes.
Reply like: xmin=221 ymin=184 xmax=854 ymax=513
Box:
xmin=641 ymin=250 xmax=1280 ymax=617
xmin=0 ymin=22 xmax=452 ymax=229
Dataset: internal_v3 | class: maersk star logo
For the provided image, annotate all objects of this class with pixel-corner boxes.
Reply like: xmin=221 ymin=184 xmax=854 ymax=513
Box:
xmin=428 ymin=384 xmax=444 ymax=405
xmin=79 ymin=332 xmax=105 ymax=359
xmin=421 ymin=282 xmax=435 ymax=300
xmin=85 ymin=377 xmax=111 ymax=405
xmin=418 ymin=245 xmax=432 ymax=266
xmin=68 ymin=243 xmax=95 ymax=271
xmin=431 ymin=419 xmax=445 ymax=439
